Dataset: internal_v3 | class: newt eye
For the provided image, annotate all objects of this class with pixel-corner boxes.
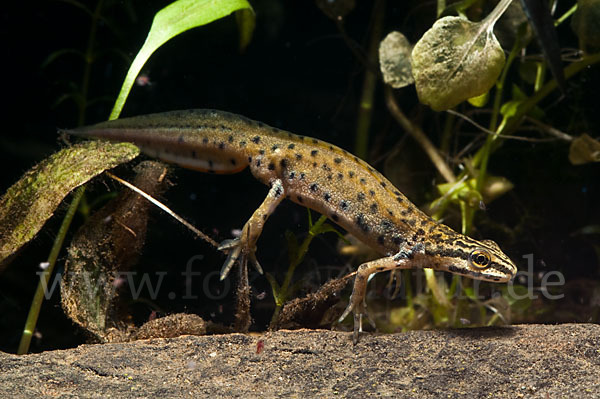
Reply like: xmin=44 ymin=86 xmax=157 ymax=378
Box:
xmin=469 ymin=249 xmax=491 ymax=269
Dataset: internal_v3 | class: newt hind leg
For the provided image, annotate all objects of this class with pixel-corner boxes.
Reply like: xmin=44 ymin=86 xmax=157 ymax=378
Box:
xmin=217 ymin=179 xmax=285 ymax=280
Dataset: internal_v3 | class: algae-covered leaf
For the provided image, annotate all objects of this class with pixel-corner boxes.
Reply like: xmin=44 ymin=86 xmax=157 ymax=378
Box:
xmin=0 ymin=141 xmax=139 ymax=269
xmin=411 ymin=0 xmax=514 ymax=111
xmin=110 ymin=0 xmax=254 ymax=120
xmin=379 ymin=31 xmax=414 ymax=88
xmin=61 ymin=161 xmax=169 ymax=342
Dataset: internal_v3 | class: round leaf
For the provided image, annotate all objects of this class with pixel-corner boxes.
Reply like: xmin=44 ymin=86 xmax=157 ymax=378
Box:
xmin=411 ymin=16 xmax=506 ymax=111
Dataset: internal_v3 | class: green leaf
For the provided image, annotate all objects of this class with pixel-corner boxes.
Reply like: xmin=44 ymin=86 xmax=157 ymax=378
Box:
xmin=411 ymin=0 xmax=513 ymax=110
xmin=109 ymin=0 xmax=255 ymax=120
xmin=467 ymin=91 xmax=489 ymax=107
xmin=0 ymin=141 xmax=139 ymax=269
xmin=235 ymin=8 xmax=256 ymax=52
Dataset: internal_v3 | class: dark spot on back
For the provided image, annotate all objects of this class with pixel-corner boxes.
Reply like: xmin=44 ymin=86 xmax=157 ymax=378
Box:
xmin=370 ymin=203 xmax=378 ymax=213
xmin=311 ymin=150 xmax=318 ymax=157
xmin=330 ymin=213 xmax=339 ymax=222
xmin=268 ymin=162 xmax=275 ymax=171
xmin=310 ymin=183 xmax=318 ymax=191
xmin=381 ymin=220 xmax=393 ymax=230
xmin=251 ymin=136 xmax=260 ymax=144
xmin=340 ymin=200 xmax=349 ymax=211
xmin=355 ymin=213 xmax=370 ymax=233
xmin=228 ymin=135 xmax=234 ymax=143
xmin=297 ymin=195 xmax=304 ymax=203
xmin=280 ymin=159 xmax=289 ymax=168
xmin=288 ymin=143 xmax=295 ymax=149
xmin=334 ymin=157 xmax=342 ymax=164
xmin=357 ymin=192 xmax=365 ymax=201
xmin=324 ymin=193 xmax=331 ymax=202
xmin=377 ymin=235 xmax=385 ymax=245
xmin=295 ymin=153 xmax=303 ymax=160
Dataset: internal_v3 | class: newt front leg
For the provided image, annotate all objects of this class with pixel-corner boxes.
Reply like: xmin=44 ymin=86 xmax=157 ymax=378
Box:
xmin=339 ymin=245 xmax=427 ymax=344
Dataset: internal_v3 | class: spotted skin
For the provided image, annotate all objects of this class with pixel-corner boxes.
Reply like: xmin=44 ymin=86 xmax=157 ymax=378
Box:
xmin=67 ymin=109 xmax=517 ymax=343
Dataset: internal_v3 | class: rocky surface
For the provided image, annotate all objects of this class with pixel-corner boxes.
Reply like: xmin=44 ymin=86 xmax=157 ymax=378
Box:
xmin=1 ymin=324 xmax=599 ymax=398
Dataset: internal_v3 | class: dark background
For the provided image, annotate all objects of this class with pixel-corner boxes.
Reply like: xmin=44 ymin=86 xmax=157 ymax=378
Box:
xmin=1 ymin=0 xmax=598 ymax=353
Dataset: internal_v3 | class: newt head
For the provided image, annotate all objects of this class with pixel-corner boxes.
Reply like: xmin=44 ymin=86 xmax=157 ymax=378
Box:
xmin=420 ymin=236 xmax=517 ymax=283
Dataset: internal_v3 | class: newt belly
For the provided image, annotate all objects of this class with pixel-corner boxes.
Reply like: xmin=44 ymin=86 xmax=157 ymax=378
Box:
xmin=66 ymin=109 xmax=517 ymax=342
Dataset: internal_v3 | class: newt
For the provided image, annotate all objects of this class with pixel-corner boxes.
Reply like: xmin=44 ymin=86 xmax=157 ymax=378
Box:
xmin=66 ymin=109 xmax=517 ymax=343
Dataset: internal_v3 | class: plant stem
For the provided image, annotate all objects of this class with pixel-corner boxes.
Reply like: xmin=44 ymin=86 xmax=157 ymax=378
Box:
xmin=505 ymin=52 xmax=600 ymax=134
xmin=440 ymin=111 xmax=455 ymax=155
xmin=482 ymin=0 xmax=514 ymax=28
xmin=354 ymin=0 xmax=385 ymax=160
xmin=269 ymin=214 xmax=328 ymax=328
xmin=17 ymin=186 xmax=85 ymax=355
xmin=385 ymin=87 xmax=456 ymax=183
xmin=78 ymin=0 xmax=104 ymax=126
xmin=462 ymin=52 xmax=600 ymax=233
xmin=478 ymin=32 xmax=522 ymax=197
xmin=555 ymin=4 xmax=577 ymax=26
